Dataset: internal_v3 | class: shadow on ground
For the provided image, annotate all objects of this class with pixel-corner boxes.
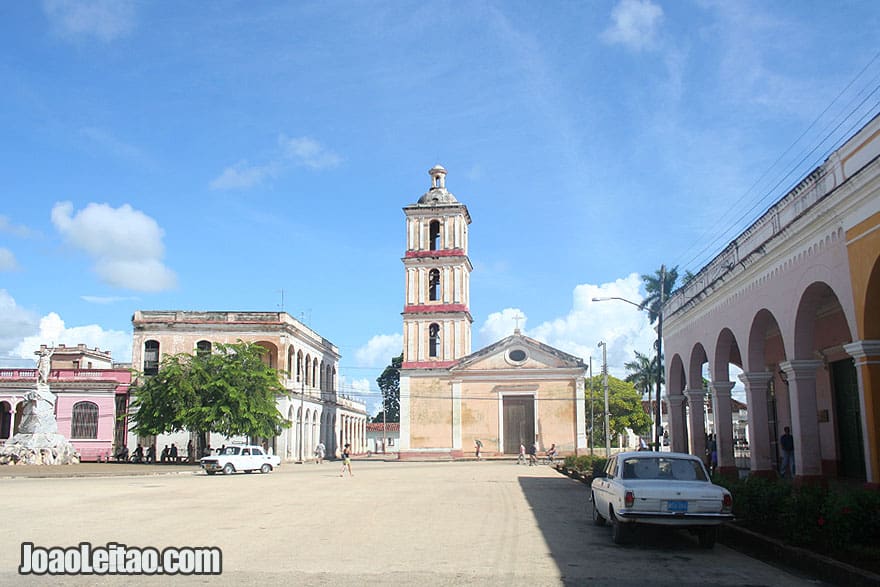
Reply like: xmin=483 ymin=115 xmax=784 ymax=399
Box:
xmin=516 ymin=474 xmax=779 ymax=586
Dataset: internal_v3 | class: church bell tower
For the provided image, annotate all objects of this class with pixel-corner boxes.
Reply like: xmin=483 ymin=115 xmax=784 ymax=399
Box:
xmin=401 ymin=165 xmax=472 ymax=369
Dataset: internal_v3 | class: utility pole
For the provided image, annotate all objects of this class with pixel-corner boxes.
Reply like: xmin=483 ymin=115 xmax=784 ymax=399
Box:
xmin=598 ymin=341 xmax=610 ymax=458
xmin=655 ymin=264 xmax=666 ymax=452
xmin=589 ymin=357 xmax=594 ymax=457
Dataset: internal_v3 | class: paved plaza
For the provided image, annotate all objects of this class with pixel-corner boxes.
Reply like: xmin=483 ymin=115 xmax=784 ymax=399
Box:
xmin=0 ymin=460 xmax=822 ymax=586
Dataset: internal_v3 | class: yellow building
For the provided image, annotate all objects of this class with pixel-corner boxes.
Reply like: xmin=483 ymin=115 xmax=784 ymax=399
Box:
xmin=398 ymin=166 xmax=587 ymax=459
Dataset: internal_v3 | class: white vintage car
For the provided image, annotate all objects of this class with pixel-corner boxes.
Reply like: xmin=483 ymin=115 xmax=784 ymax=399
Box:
xmin=200 ymin=444 xmax=281 ymax=475
xmin=590 ymin=451 xmax=733 ymax=548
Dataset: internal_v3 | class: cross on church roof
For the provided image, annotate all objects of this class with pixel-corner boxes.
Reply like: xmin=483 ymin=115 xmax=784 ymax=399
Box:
xmin=513 ymin=313 xmax=524 ymax=334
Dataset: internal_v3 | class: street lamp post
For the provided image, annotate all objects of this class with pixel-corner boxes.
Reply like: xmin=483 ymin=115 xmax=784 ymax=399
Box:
xmin=597 ymin=341 xmax=610 ymax=458
xmin=593 ymin=264 xmax=666 ymax=452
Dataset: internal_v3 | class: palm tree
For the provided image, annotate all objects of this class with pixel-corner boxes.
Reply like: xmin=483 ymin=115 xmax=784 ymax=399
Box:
xmin=639 ymin=265 xmax=679 ymax=324
xmin=624 ymin=351 xmax=655 ymax=399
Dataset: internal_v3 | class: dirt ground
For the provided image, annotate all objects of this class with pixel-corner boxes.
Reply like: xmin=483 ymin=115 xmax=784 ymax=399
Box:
xmin=0 ymin=460 xmax=822 ymax=586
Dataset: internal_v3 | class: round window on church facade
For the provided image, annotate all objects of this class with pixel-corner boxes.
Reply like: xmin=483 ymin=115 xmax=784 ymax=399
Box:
xmin=508 ymin=349 xmax=527 ymax=363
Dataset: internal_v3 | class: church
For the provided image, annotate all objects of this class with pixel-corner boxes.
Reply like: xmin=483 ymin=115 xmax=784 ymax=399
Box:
xmin=398 ymin=166 xmax=588 ymax=459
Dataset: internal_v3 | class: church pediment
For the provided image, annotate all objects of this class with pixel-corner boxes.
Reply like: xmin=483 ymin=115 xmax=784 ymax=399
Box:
xmin=450 ymin=333 xmax=585 ymax=373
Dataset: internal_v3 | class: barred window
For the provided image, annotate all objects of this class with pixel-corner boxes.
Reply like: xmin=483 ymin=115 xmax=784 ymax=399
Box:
xmin=144 ymin=340 xmax=160 ymax=375
xmin=71 ymin=401 xmax=99 ymax=439
xmin=196 ymin=340 xmax=212 ymax=357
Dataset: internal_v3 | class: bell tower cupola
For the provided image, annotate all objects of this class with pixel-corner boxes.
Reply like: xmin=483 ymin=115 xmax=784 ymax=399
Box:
xmin=401 ymin=165 xmax=473 ymax=369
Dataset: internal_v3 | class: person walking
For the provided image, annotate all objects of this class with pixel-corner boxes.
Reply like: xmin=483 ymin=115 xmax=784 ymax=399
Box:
xmin=528 ymin=440 xmax=538 ymax=466
xmin=779 ymin=426 xmax=795 ymax=479
xmin=339 ymin=443 xmax=353 ymax=477
xmin=315 ymin=441 xmax=325 ymax=464
xmin=517 ymin=442 xmax=526 ymax=465
xmin=474 ymin=438 xmax=483 ymax=460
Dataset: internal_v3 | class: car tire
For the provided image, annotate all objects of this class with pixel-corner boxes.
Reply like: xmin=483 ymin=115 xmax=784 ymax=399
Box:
xmin=223 ymin=463 xmax=235 ymax=475
xmin=698 ymin=527 xmax=717 ymax=549
xmin=261 ymin=463 xmax=272 ymax=474
xmin=611 ymin=515 xmax=630 ymax=545
xmin=591 ymin=495 xmax=606 ymax=527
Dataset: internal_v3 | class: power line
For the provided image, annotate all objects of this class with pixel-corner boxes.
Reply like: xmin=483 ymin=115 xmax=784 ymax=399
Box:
xmin=672 ymin=50 xmax=880 ymax=274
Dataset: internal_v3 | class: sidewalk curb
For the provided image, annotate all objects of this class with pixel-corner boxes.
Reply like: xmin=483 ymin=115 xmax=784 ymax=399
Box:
xmin=720 ymin=523 xmax=880 ymax=587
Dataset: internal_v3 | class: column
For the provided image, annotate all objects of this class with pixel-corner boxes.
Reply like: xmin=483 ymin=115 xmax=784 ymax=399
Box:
xmin=738 ymin=372 xmax=774 ymax=476
xmin=576 ymin=377 xmax=587 ymax=450
xmin=843 ymin=340 xmax=880 ymax=485
xmin=685 ymin=389 xmax=707 ymax=460
xmin=710 ymin=381 xmax=736 ymax=476
xmin=779 ymin=360 xmax=823 ymax=482
xmin=451 ymin=381 xmax=462 ymax=451
xmin=667 ymin=394 xmax=687 ymax=452
xmin=399 ymin=375 xmax=411 ymax=450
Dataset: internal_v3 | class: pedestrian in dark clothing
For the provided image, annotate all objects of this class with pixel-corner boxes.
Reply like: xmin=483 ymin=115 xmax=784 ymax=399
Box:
xmin=780 ymin=426 xmax=795 ymax=479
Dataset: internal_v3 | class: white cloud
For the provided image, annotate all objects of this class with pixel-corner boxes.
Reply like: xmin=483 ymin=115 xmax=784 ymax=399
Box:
xmin=43 ymin=0 xmax=135 ymax=42
xmin=478 ymin=308 xmax=527 ymax=344
xmin=354 ymin=333 xmax=403 ymax=368
xmin=479 ymin=274 xmax=657 ymax=379
xmin=51 ymin=201 xmax=177 ymax=292
xmin=81 ymin=295 xmax=140 ymax=304
xmin=0 ymin=216 xmax=35 ymax=238
xmin=279 ymin=136 xmax=343 ymax=170
xmin=209 ymin=160 xmax=279 ymax=190
xmin=80 ymin=126 xmax=155 ymax=168
xmin=347 ymin=377 xmax=381 ymax=418
xmin=12 ymin=312 xmax=132 ymax=364
xmin=0 ymin=248 xmax=18 ymax=271
xmin=0 ymin=290 xmax=39 ymax=363
xmin=601 ymin=0 xmax=664 ymax=52
xmin=210 ymin=135 xmax=341 ymax=191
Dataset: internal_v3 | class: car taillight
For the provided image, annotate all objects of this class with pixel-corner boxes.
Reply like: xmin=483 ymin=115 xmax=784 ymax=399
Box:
xmin=624 ymin=490 xmax=635 ymax=508
xmin=722 ymin=493 xmax=732 ymax=511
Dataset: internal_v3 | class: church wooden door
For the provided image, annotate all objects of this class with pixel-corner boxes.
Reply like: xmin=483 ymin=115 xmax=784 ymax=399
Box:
xmin=503 ymin=397 xmax=535 ymax=454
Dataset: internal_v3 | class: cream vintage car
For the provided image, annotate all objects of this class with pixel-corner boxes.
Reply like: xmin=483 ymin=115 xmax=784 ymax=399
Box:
xmin=590 ymin=451 xmax=733 ymax=548
xmin=200 ymin=444 xmax=281 ymax=475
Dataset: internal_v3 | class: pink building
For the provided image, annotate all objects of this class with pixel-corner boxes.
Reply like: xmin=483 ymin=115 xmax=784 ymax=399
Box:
xmin=0 ymin=344 xmax=131 ymax=462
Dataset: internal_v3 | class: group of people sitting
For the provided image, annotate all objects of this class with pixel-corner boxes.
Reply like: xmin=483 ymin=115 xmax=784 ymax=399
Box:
xmin=113 ymin=441 xmax=195 ymax=464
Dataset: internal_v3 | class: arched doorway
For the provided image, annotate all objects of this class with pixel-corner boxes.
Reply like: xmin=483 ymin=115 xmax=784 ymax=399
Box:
xmin=0 ymin=401 xmax=12 ymax=439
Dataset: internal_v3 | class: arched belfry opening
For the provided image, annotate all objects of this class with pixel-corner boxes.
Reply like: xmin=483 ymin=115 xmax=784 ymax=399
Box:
xmin=429 ymin=220 xmax=441 ymax=251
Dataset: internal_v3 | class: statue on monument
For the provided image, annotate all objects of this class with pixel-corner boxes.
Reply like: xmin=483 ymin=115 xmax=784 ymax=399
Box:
xmin=19 ymin=348 xmax=59 ymax=434
xmin=37 ymin=346 xmax=53 ymax=385
xmin=0 ymin=345 xmax=79 ymax=465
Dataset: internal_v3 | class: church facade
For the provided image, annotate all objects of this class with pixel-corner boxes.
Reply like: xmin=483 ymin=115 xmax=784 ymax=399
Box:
xmin=398 ymin=166 xmax=587 ymax=459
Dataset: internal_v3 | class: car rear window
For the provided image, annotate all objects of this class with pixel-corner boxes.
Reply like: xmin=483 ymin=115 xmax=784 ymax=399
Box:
xmin=621 ymin=457 xmax=707 ymax=481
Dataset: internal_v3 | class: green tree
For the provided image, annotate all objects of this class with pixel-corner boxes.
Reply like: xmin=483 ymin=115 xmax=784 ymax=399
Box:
xmin=585 ymin=374 xmax=652 ymax=446
xmin=639 ymin=265 xmax=679 ymax=323
xmin=130 ymin=341 xmax=289 ymax=452
xmin=624 ymin=350 xmax=663 ymax=399
xmin=374 ymin=353 xmax=402 ymax=422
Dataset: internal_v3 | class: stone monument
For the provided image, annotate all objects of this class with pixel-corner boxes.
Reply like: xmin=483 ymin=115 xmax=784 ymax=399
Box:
xmin=0 ymin=348 xmax=80 ymax=465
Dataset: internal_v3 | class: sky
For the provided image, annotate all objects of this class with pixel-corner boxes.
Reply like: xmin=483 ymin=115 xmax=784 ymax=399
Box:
xmin=2 ymin=1 xmax=879 ymax=415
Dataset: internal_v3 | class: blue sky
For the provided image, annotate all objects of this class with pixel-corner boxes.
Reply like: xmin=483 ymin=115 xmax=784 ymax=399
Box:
xmin=2 ymin=1 xmax=878 ymax=414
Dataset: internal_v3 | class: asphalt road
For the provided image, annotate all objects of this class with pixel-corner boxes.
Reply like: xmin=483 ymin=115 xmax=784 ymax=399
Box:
xmin=0 ymin=460 xmax=823 ymax=586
